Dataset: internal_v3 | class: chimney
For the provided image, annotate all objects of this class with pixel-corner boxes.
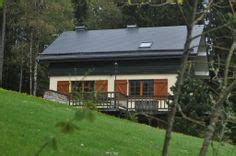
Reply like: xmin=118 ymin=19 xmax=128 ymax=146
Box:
xmin=75 ymin=26 xmax=87 ymax=32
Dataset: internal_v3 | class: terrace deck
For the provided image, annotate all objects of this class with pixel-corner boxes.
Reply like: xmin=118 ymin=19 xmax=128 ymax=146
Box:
xmin=44 ymin=90 xmax=169 ymax=115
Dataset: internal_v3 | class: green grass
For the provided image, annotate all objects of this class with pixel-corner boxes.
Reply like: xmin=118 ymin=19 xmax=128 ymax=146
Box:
xmin=0 ymin=0 xmax=3 ymax=7
xmin=0 ymin=89 xmax=235 ymax=156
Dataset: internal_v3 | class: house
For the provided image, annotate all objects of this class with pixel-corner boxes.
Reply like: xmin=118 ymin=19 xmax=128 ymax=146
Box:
xmin=38 ymin=25 xmax=209 ymax=113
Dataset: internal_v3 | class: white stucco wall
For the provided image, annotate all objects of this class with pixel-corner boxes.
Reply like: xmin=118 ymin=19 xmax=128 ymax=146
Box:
xmin=49 ymin=74 xmax=177 ymax=95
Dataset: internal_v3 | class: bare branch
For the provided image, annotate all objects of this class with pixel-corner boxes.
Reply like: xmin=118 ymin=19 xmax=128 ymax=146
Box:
xmin=192 ymin=0 xmax=214 ymax=26
xmin=177 ymin=104 xmax=206 ymax=127
xmin=162 ymin=1 xmax=200 ymax=156
xmin=139 ymin=113 xmax=168 ymax=125
xmin=192 ymin=13 xmax=205 ymax=26
xmin=199 ymin=80 xmax=236 ymax=156
xmin=224 ymin=37 xmax=236 ymax=86
xmin=212 ymin=45 xmax=231 ymax=51
xmin=119 ymin=2 xmax=170 ymax=7
xmin=176 ymin=2 xmax=188 ymax=25
xmin=228 ymin=0 xmax=235 ymax=14
xmin=191 ymin=23 xmax=230 ymax=41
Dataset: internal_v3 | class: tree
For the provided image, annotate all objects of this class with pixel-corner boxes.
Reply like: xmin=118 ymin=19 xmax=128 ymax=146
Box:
xmin=84 ymin=0 xmax=123 ymax=29
xmin=3 ymin=0 xmax=74 ymax=95
xmin=0 ymin=0 xmax=7 ymax=87
xmin=200 ymin=32 xmax=236 ymax=156
xmin=72 ymin=0 xmax=88 ymax=25
xmin=121 ymin=3 xmax=185 ymax=27
xmin=173 ymin=77 xmax=213 ymax=137
xmin=199 ymin=1 xmax=236 ymax=155
xmin=162 ymin=1 xmax=206 ymax=155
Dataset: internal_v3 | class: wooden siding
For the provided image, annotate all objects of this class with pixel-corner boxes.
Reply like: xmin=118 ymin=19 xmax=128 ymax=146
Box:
xmin=154 ymin=79 xmax=168 ymax=97
xmin=115 ymin=80 xmax=127 ymax=95
xmin=95 ymin=80 xmax=108 ymax=92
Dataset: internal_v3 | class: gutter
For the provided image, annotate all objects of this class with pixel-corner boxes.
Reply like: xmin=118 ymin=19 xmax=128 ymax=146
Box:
xmin=38 ymin=49 xmax=196 ymax=63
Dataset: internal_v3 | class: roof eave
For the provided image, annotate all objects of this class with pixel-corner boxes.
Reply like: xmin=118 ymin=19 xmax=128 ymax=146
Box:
xmin=38 ymin=49 xmax=197 ymax=63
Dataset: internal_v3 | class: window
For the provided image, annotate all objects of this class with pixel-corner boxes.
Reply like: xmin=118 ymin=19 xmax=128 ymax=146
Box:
xmin=139 ymin=42 xmax=152 ymax=48
xmin=129 ymin=80 xmax=154 ymax=96
xmin=72 ymin=81 xmax=94 ymax=93
xmin=84 ymin=81 xmax=94 ymax=92
xmin=142 ymin=80 xmax=154 ymax=96
xmin=72 ymin=81 xmax=82 ymax=93
xmin=130 ymin=80 xmax=140 ymax=96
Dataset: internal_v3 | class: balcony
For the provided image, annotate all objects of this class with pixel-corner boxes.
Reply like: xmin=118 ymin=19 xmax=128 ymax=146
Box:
xmin=44 ymin=90 xmax=169 ymax=114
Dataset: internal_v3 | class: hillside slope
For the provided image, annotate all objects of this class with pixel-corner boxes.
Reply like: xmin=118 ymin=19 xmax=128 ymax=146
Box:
xmin=0 ymin=89 xmax=235 ymax=156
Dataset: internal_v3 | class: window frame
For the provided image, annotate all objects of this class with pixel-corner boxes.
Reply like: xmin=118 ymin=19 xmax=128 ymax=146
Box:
xmin=71 ymin=81 xmax=95 ymax=93
xmin=129 ymin=80 xmax=154 ymax=97
xmin=139 ymin=42 xmax=152 ymax=48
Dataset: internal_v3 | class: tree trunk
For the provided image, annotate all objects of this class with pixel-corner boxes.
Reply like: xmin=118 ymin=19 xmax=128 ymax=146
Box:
xmin=19 ymin=50 xmax=23 ymax=92
xmin=33 ymin=0 xmax=40 ymax=96
xmin=162 ymin=25 xmax=194 ymax=156
xmin=0 ymin=0 xmax=7 ymax=87
xmin=223 ymin=37 xmax=236 ymax=86
xmin=162 ymin=1 xmax=199 ymax=155
xmin=199 ymin=80 xmax=236 ymax=156
xmin=199 ymin=35 xmax=236 ymax=156
xmin=29 ymin=33 xmax=33 ymax=94
xmin=33 ymin=59 xmax=38 ymax=96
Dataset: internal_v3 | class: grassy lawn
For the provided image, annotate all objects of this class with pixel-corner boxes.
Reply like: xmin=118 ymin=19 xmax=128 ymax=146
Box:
xmin=0 ymin=89 xmax=235 ymax=156
xmin=0 ymin=0 xmax=3 ymax=7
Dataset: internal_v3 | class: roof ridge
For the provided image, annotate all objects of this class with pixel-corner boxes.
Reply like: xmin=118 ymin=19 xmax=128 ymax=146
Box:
xmin=63 ymin=25 xmax=204 ymax=33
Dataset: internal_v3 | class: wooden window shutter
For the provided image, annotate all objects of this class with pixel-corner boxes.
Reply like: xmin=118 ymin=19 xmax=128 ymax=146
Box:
xmin=154 ymin=79 xmax=168 ymax=97
xmin=95 ymin=80 xmax=108 ymax=92
xmin=115 ymin=80 xmax=127 ymax=95
xmin=57 ymin=81 xmax=70 ymax=94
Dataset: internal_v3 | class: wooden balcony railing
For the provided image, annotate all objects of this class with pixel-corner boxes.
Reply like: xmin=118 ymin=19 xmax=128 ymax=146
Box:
xmin=68 ymin=92 xmax=169 ymax=113
xmin=127 ymin=96 xmax=169 ymax=113
xmin=69 ymin=92 xmax=128 ymax=111
xmin=44 ymin=90 xmax=169 ymax=114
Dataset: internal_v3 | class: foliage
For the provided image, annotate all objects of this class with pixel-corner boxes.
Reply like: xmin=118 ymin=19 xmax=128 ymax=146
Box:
xmin=206 ymin=0 xmax=236 ymax=78
xmin=126 ymin=0 xmax=184 ymax=5
xmin=38 ymin=96 xmax=97 ymax=154
xmin=127 ymin=112 xmax=138 ymax=122
xmin=72 ymin=0 xmax=88 ymax=25
xmin=72 ymin=0 xmax=189 ymax=28
xmin=204 ymin=0 xmax=236 ymax=144
xmin=3 ymin=0 xmax=74 ymax=95
xmin=0 ymin=88 xmax=235 ymax=155
xmin=168 ymin=0 xmax=184 ymax=5
xmin=0 ymin=0 xmax=3 ymax=7
xmin=121 ymin=0 xmax=204 ymax=27
xmin=35 ymin=104 xmax=97 ymax=155
xmin=172 ymin=77 xmax=236 ymax=143
xmin=171 ymin=77 xmax=213 ymax=137
xmin=223 ymin=90 xmax=236 ymax=144
xmin=84 ymin=0 xmax=123 ymax=29
xmin=121 ymin=4 xmax=185 ymax=27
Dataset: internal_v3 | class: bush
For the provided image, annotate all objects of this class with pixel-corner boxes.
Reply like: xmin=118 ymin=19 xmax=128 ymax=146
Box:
xmin=171 ymin=77 xmax=213 ymax=137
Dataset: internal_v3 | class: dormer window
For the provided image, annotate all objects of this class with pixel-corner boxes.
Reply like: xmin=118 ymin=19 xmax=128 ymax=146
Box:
xmin=139 ymin=42 xmax=152 ymax=48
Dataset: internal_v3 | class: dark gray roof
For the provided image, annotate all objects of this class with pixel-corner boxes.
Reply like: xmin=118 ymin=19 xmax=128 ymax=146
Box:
xmin=39 ymin=25 xmax=205 ymax=61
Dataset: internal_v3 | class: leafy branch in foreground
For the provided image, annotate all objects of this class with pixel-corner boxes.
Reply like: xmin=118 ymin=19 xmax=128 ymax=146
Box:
xmin=35 ymin=101 xmax=97 ymax=156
